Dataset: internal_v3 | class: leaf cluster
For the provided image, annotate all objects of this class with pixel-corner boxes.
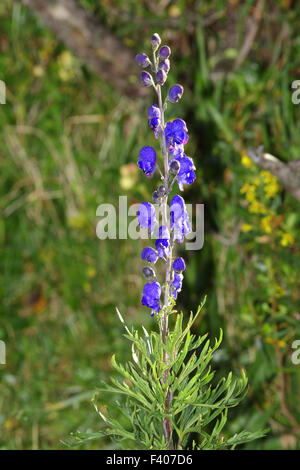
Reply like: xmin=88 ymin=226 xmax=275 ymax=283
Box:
xmin=66 ymin=298 xmax=265 ymax=449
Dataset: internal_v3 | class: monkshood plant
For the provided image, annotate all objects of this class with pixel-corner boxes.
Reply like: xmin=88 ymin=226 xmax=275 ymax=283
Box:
xmin=68 ymin=34 xmax=264 ymax=450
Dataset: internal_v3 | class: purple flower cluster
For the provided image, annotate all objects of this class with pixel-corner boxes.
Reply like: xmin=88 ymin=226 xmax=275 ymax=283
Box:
xmin=135 ymin=34 xmax=196 ymax=316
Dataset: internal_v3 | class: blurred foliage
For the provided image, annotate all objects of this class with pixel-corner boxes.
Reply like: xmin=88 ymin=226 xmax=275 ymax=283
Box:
xmin=0 ymin=0 xmax=300 ymax=450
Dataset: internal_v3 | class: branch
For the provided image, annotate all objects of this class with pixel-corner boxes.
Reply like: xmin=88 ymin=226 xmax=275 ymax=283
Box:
xmin=234 ymin=0 xmax=265 ymax=69
xmin=15 ymin=0 xmax=145 ymax=98
xmin=246 ymin=146 xmax=300 ymax=202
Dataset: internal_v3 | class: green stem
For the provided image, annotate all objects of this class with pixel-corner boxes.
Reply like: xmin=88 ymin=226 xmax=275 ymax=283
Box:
xmin=153 ymin=48 xmax=174 ymax=450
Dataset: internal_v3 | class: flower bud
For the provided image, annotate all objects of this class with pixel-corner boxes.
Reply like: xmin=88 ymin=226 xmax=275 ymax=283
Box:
xmin=141 ymin=247 xmax=158 ymax=264
xmin=151 ymin=33 xmax=161 ymax=50
xmin=169 ymin=159 xmax=180 ymax=175
xmin=143 ymin=266 xmax=156 ymax=279
xmin=159 ymin=59 xmax=170 ymax=74
xmin=152 ymin=190 xmax=160 ymax=204
xmin=159 ymin=45 xmax=171 ymax=59
xmin=136 ymin=53 xmax=151 ymax=68
xmin=168 ymin=84 xmax=184 ymax=103
xmin=141 ymin=71 xmax=154 ymax=87
xmin=148 ymin=104 xmax=161 ymax=120
xmin=156 ymin=69 xmax=167 ymax=86
xmin=173 ymin=257 xmax=186 ymax=273
xmin=157 ymin=185 xmax=167 ymax=197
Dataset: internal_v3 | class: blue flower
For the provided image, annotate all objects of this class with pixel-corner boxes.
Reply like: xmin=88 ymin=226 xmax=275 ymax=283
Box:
xmin=172 ymin=273 xmax=183 ymax=291
xmin=170 ymin=195 xmax=191 ymax=243
xmin=136 ymin=35 xmax=195 ymax=315
xmin=155 ymin=238 xmax=169 ymax=258
xmin=142 ymin=281 xmax=161 ymax=316
xmin=177 ymin=156 xmax=196 ymax=191
xmin=148 ymin=105 xmax=160 ymax=118
xmin=148 ymin=105 xmax=161 ymax=133
xmin=168 ymin=84 xmax=184 ymax=103
xmin=170 ymin=195 xmax=185 ymax=224
xmin=173 ymin=257 xmax=186 ymax=272
xmin=141 ymin=247 xmax=158 ymax=264
xmin=137 ymin=202 xmax=156 ymax=233
xmin=169 ymin=144 xmax=196 ymax=190
xmin=155 ymin=225 xmax=170 ymax=258
xmin=170 ymin=272 xmax=184 ymax=299
xmin=138 ymin=146 xmax=157 ymax=177
xmin=171 ymin=145 xmax=185 ymax=159
xmin=173 ymin=214 xmax=191 ymax=243
xmin=165 ymin=119 xmax=188 ymax=152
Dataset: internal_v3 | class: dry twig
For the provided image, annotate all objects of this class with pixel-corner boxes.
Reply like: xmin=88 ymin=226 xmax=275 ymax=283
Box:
xmin=14 ymin=0 xmax=146 ymax=98
xmin=247 ymin=146 xmax=300 ymax=202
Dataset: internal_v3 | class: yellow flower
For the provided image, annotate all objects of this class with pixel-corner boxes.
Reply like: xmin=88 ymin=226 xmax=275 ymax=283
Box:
xmin=241 ymin=153 xmax=253 ymax=168
xmin=124 ymin=38 xmax=134 ymax=47
xmin=57 ymin=51 xmax=76 ymax=82
xmin=249 ymin=201 xmax=267 ymax=214
xmin=260 ymin=171 xmax=280 ymax=198
xmin=265 ymin=181 xmax=279 ymax=199
xmin=4 ymin=419 xmax=18 ymax=430
xmin=87 ymin=266 xmax=96 ymax=279
xmin=67 ymin=212 xmax=89 ymax=230
xmin=280 ymin=232 xmax=294 ymax=247
xmin=83 ymin=282 xmax=91 ymax=293
xmin=168 ymin=5 xmax=181 ymax=17
xmin=240 ymin=183 xmax=256 ymax=202
xmin=275 ymin=284 xmax=285 ymax=297
xmin=246 ymin=191 xmax=256 ymax=203
xmin=120 ymin=163 xmax=138 ymax=191
xmin=240 ymin=182 xmax=250 ymax=194
xmin=33 ymin=65 xmax=44 ymax=77
xmin=241 ymin=223 xmax=253 ymax=233
xmin=252 ymin=176 xmax=261 ymax=187
xmin=261 ymin=215 xmax=272 ymax=234
xmin=58 ymin=50 xmax=74 ymax=68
